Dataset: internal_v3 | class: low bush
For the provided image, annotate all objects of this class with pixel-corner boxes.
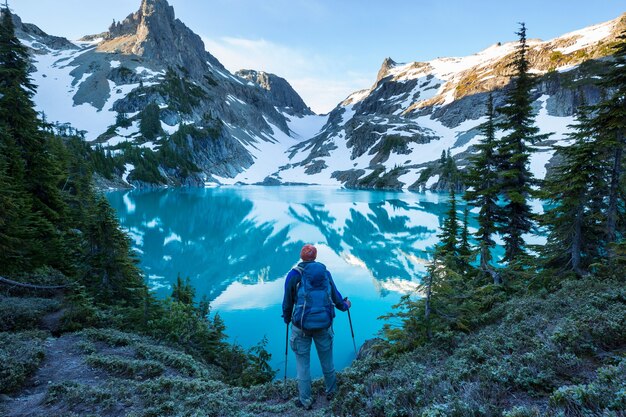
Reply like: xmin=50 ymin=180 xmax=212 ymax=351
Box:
xmin=331 ymin=277 xmax=626 ymax=416
xmin=0 ymin=297 xmax=61 ymax=331
xmin=549 ymin=357 xmax=626 ymax=415
xmin=0 ymin=331 xmax=48 ymax=393
xmin=86 ymin=354 xmax=166 ymax=380
xmin=134 ymin=342 xmax=215 ymax=379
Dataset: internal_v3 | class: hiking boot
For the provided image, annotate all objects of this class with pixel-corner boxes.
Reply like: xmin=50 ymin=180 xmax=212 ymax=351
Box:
xmin=295 ymin=399 xmax=313 ymax=410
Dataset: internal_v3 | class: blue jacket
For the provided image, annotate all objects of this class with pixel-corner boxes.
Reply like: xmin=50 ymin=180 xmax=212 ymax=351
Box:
xmin=282 ymin=261 xmax=349 ymax=325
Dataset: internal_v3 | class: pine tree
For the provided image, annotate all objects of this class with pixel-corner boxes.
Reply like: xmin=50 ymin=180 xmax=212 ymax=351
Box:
xmin=590 ymin=31 xmax=626 ymax=255
xmin=464 ymin=94 xmax=501 ymax=283
xmin=0 ymin=127 xmax=33 ymax=274
xmin=172 ymin=274 xmax=195 ymax=305
xmin=439 ymin=188 xmax=459 ymax=258
xmin=422 ymin=189 xmax=460 ymax=339
xmin=458 ymin=207 xmax=472 ymax=270
xmin=0 ymin=7 xmax=68 ymax=270
xmin=0 ymin=8 xmax=65 ymax=219
xmin=495 ymin=23 xmax=549 ymax=266
xmin=441 ymin=150 xmax=460 ymax=190
xmin=139 ymin=102 xmax=162 ymax=140
xmin=83 ymin=197 xmax=145 ymax=306
xmin=384 ymin=192 xmax=475 ymax=347
xmin=541 ymin=105 xmax=606 ymax=276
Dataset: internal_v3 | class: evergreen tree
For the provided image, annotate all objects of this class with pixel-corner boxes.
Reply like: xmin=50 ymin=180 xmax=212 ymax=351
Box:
xmin=0 ymin=7 xmax=68 ymax=270
xmin=139 ymin=102 xmax=163 ymax=140
xmin=541 ymin=105 xmax=606 ymax=276
xmin=83 ymin=197 xmax=145 ymax=306
xmin=464 ymin=94 xmax=501 ymax=283
xmin=115 ymin=111 xmax=132 ymax=128
xmin=384 ymin=192 xmax=478 ymax=347
xmin=0 ymin=128 xmax=33 ymax=274
xmin=0 ymin=8 xmax=65 ymax=220
xmin=495 ymin=23 xmax=549 ymax=265
xmin=172 ymin=274 xmax=195 ymax=305
xmin=439 ymin=188 xmax=459 ymax=258
xmin=590 ymin=31 xmax=626 ymax=254
xmin=422 ymin=189 xmax=461 ymax=339
xmin=458 ymin=207 xmax=472 ymax=270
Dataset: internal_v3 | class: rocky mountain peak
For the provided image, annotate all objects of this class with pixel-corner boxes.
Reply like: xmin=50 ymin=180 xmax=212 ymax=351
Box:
xmin=105 ymin=0 xmax=174 ymax=39
xmin=375 ymin=57 xmax=398 ymax=84
xmin=9 ymin=11 xmax=77 ymax=52
xmin=236 ymin=69 xmax=314 ymax=116
xmin=97 ymin=0 xmax=221 ymax=78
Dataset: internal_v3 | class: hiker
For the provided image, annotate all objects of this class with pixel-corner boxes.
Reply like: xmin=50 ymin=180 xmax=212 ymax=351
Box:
xmin=282 ymin=244 xmax=352 ymax=410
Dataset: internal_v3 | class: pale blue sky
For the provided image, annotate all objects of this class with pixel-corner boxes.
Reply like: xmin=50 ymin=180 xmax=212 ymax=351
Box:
xmin=11 ymin=0 xmax=626 ymax=113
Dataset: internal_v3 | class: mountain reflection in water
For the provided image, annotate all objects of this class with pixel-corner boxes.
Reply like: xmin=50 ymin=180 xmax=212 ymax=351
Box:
xmin=106 ymin=186 xmax=457 ymax=377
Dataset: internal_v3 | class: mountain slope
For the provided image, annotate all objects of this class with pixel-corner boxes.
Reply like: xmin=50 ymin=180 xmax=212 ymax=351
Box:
xmin=236 ymin=69 xmax=314 ymax=117
xmin=17 ymin=1 xmax=626 ymax=189
xmin=18 ymin=0 xmax=319 ymax=187
xmin=262 ymin=13 xmax=626 ymax=189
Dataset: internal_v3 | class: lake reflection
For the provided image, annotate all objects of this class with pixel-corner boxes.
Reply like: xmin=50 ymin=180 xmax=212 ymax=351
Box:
xmin=106 ymin=186 xmax=454 ymax=377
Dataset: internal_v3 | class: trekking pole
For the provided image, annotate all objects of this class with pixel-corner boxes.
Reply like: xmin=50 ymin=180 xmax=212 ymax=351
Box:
xmin=344 ymin=297 xmax=357 ymax=357
xmin=283 ymin=322 xmax=289 ymax=388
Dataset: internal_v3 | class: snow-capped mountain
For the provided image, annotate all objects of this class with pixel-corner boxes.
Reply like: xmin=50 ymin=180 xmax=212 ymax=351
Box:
xmin=16 ymin=0 xmax=321 ymax=187
xmin=15 ymin=0 xmax=626 ymax=189
xmin=256 ymin=13 xmax=625 ymax=190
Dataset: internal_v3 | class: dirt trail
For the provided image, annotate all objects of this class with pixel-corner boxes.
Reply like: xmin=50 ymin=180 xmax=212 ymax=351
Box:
xmin=2 ymin=334 xmax=104 ymax=417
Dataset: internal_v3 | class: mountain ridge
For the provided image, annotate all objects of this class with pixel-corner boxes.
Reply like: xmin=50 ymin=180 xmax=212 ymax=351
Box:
xmin=15 ymin=0 xmax=318 ymax=188
xmin=260 ymin=12 xmax=625 ymax=189
xmin=14 ymin=1 xmax=626 ymax=190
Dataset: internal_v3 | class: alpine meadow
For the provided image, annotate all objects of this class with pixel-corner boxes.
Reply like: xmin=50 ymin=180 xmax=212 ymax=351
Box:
xmin=1 ymin=1 xmax=625 ymax=416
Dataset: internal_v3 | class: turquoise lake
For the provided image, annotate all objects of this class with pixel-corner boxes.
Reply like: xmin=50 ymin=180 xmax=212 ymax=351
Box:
xmin=106 ymin=186 xmax=460 ymax=378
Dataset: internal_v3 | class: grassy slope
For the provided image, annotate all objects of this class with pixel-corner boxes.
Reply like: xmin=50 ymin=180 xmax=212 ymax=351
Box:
xmin=1 ymin=276 xmax=625 ymax=417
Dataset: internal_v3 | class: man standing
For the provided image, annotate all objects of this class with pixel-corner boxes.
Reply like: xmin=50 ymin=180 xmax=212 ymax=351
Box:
xmin=282 ymin=244 xmax=352 ymax=410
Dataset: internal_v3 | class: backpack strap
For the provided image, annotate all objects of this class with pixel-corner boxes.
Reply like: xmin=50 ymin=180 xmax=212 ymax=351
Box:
xmin=292 ymin=265 xmax=304 ymax=294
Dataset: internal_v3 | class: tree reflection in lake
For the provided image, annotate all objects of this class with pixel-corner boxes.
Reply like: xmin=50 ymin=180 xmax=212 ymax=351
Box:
xmin=107 ymin=187 xmax=454 ymax=301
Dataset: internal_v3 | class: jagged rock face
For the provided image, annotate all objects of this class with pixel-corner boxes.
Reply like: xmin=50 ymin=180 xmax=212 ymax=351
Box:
xmin=10 ymin=13 xmax=77 ymax=52
xmin=18 ymin=0 xmax=317 ymax=188
xmin=236 ymin=69 xmax=314 ymax=116
xmin=98 ymin=0 xmax=221 ymax=78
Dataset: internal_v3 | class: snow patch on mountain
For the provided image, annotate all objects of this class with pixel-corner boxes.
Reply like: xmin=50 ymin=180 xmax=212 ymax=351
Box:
xmin=555 ymin=18 xmax=618 ymax=54
xmin=285 ymin=113 xmax=328 ymax=140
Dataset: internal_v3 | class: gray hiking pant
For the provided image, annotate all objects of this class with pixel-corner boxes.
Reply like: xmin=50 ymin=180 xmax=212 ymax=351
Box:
xmin=290 ymin=324 xmax=337 ymax=407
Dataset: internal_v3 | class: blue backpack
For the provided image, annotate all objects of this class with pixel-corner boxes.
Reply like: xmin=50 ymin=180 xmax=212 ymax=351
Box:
xmin=291 ymin=262 xmax=335 ymax=331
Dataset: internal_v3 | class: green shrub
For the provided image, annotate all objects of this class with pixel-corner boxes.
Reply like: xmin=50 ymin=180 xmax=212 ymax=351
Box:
xmin=148 ymin=299 xmax=225 ymax=364
xmin=0 ymin=297 xmax=61 ymax=331
xmin=0 ymin=331 xmax=47 ymax=393
xmin=82 ymin=328 xmax=140 ymax=347
xmin=46 ymin=380 xmax=134 ymax=411
xmin=86 ymin=354 xmax=166 ymax=380
xmin=549 ymin=357 xmax=626 ymax=415
xmin=503 ymin=406 xmax=543 ymax=417
xmin=550 ymin=51 xmax=565 ymax=62
xmin=59 ymin=287 xmax=100 ymax=332
xmin=134 ymin=342 xmax=212 ymax=378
